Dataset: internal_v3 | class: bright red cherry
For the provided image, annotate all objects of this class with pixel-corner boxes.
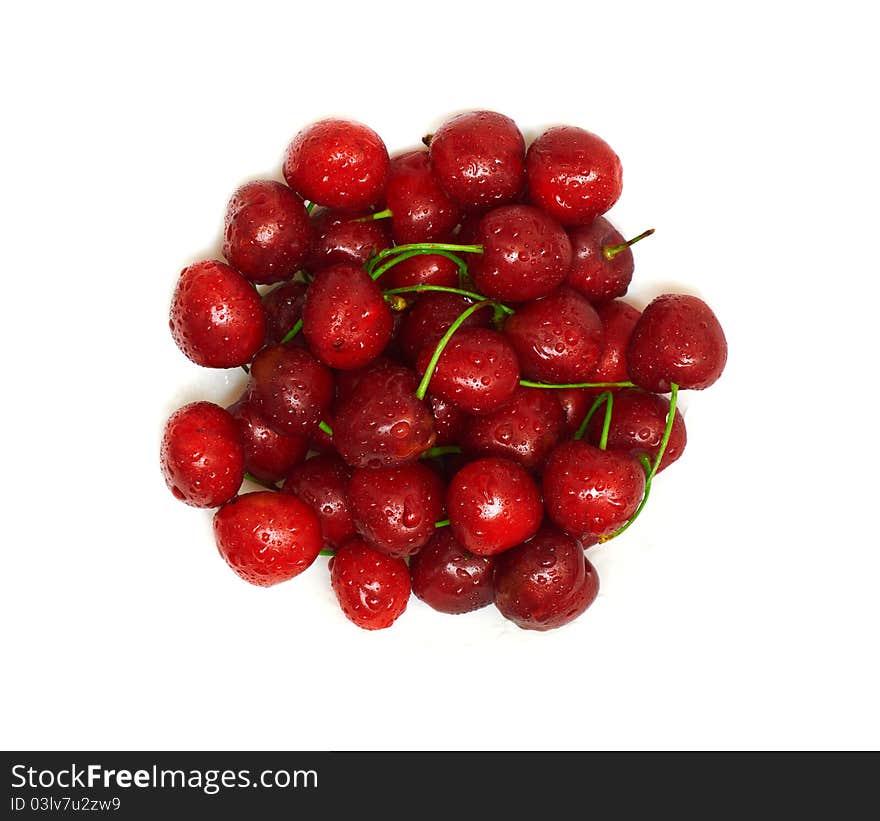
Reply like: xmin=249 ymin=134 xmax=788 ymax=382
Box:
xmin=589 ymin=300 xmax=641 ymax=385
xmin=384 ymin=150 xmax=460 ymax=243
xmin=262 ymin=281 xmax=308 ymax=347
xmin=306 ymin=207 xmax=391 ymax=271
xmin=427 ymin=393 xmax=466 ymax=446
xmin=282 ymin=454 xmax=356 ymax=550
xmin=381 ymin=253 xmax=460 ymax=290
xmin=398 ymin=292 xmax=491 ymax=364
xmin=566 ymin=218 xmax=646 ymax=303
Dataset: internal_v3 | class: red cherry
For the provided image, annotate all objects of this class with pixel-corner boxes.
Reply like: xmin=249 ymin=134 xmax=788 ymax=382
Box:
xmin=160 ymin=402 xmax=244 ymax=508
xmin=589 ymin=300 xmax=641 ymax=385
xmin=494 ymin=526 xmax=599 ymax=631
xmin=222 ymin=180 xmax=311 ymax=284
xmin=381 ymin=253 xmax=460 ymax=290
xmin=302 ymin=263 xmax=393 ymax=369
xmin=384 ymin=150 xmax=460 ymax=243
xmin=283 ymin=119 xmax=389 ymax=210
xmin=398 ymin=292 xmax=491 ymax=364
xmin=556 ymin=388 xmax=593 ymax=437
xmin=282 ymin=454 xmax=356 ymax=550
xmin=526 ymin=126 xmax=622 ymax=226
xmin=460 ymin=386 xmax=564 ymax=470
xmin=262 ymin=281 xmax=308 ymax=347
xmin=429 ymin=110 xmax=525 ymax=209
xmin=447 ymin=457 xmax=542 ymax=556
xmin=249 ymin=345 xmax=334 ymax=436
xmin=503 ymin=287 xmax=604 ymax=383
xmin=349 ymin=462 xmax=444 ymax=557
xmin=308 ymin=409 xmax=336 ymax=454
xmin=566 ymin=217 xmax=637 ymax=303
xmin=213 ymin=491 xmax=322 ymax=587
xmin=306 ymin=207 xmax=391 ymax=271
xmin=470 ymin=205 xmax=572 ymax=301
xmin=226 ymin=394 xmax=308 ymax=484
xmin=335 ymin=356 xmax=398 ymax=404
xmin=169 ymin=260 xmax=265 ymax=368
xmin=628 ymin=294 xmax=728 ymax=391
xmin=330 ymin=538 xmax=410 ymax=630
xmin=543 ymin=441 xmax=645 ymax=539
xmin=427 ymin=393 xmax=466 ymax=446
xmin=410 ymin=529 xmax=495 ymax=614
xmin=416 ymin=327 xmax=520 ymax=415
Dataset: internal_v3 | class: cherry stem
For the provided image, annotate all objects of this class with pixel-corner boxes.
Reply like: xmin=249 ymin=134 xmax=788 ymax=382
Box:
xmin=383 ymin=284 xmax=514 ymax=315
xmin=421 ymin=445 xmax=463 ymax=459
xmin=415 ymin=300 xmax=496 ymax=401
xmin=599 ymin=393 xmax=614 ymax=450
xmin=371 ymin=249 xmax=469 ymax=283
xmin=367 ymin=242 xmax=483 ymax=275
xmin=356 ymin=208 xmax=393 ymax=222
xmin=434 ymin=519 xmax=451 ymax=528
xmin=520 ymin=379 xmax=636 ymax=389
xmin=240 ymin=364 xmax=250 ymax=374
xmin=305 ymin=201 xmax=316 ymax=214
xmin=279 ymin=318 xmax=303 ymax=344
xmin=603 ymin=228 xmax=655 ymax=260
xmin=573 ymin=391 xmax=612 ymax=441
xmin=600 ymin=455 xmax=653 ymax=543
xmin=319 ymin=548 xmax=335 ymax=556
xmin=318 ymin=420 xmax=334 ymax=437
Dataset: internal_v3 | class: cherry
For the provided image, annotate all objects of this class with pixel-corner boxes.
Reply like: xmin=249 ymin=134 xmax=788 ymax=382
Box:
xmin=302 ymin=263 xmax=393 ymax=369
xmin=308 ymin=409 xmax=336 ymax=453
xmin=335 ymin=356 xmax=397 ymax=404
xmin=380 ymin=253 xmax=460 ymax=290
xmin=226 ymin=393 xmax=308 ymax=484
xmin=542 ymin=441 xmax=645 ymax=539
xmin=349 ymin=462 xmax=444 ymax=557
xmin=589 ymin=300 xmax=641 ymax=386
xmin=470 ymin=205 xmax=572 ymax=301
xmin=628 ymin=294 xmax=728 ymax=392
xmin=526 ymin=126 xmax=622 ymax=226
xmin=222 ymin=180 xmax=311 ymax=284
xmin=447 ymin=457 xmax=542 ymax=556
xmin=410 ymin=529 xmax=495 ymax=614
xmin=169 ymin=260 xmax=265 ymax=368
xmin=306 ymin=207 xmax=391 ymax=271
xmin=330 ymin=538 xmax=410 ymax=630
xmin=429 ymin=110 xmax=525 ymax=209
xmin=161 ymin=401 xmax=244 ymax=508
xmin=416 ymin=327 xmax=520 ymax=415
xmin=460 ymin=386 xmax=564 ymax=470
xmin=494 ymin=526 xmax=599 ymax=631
xmin=556 ymin=388 xmax=593 ymax=437
xmin=283 ymin=119 xmax=389 ymax=210
xmin=398 ymin=291 xmax=491 ymax=364
xmin=503 ymin=287 xmax=604 ymax=383
xmin=282 ymin=453 xmax=356 ymax=550
xmin=427 ymin=393 xmax=466 ymax=446
xmin=262 ymin=281 xmax=308 ymax=347
xmin=334 ymin=365 xmax=436 ymax=468
xmin=585 ymin=388 xmax=686 ymax=473
xmin=249 ymin=344 xmax=334 ymax=436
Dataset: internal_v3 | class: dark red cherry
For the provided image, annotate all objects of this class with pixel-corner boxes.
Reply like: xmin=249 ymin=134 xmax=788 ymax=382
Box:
xmin=262 ymin=281 xmax=308 ymax=347
xmin=567 ymin=217 xmax=634 ymax=303
xmin=398 ymin=292 xmax=491 ymax=364
xmin=334 ymin=365 xmax=436 ymax=468
xmin=335 ymin=357 xmax=397 ymax=404
xmin=384 ymin=150 xmax=460 ymax=243
xmin=381 ymin=253 xmax=460 ymax=290
xmin=460 ymin=386 xmax=564 ymax=470
xmin=543 ymin=441 xmax=645 ymax=539
xmin=470 ymin=205 xmax=572 ymax=301
xmin=526 ymin=126 xmax=622 ymax=226
xmin=283 ymin=119 xmax=389 ymax=210
xmin=214 ymin=491 xmax=322 ymax=587
xmin=160 ymin=402 xmax=244 ymax=508
xmin=429 ymin=110 xmax=525 ymax=209
xmin=282 ymin=453 xmax=356 ymax=550
xmin=416 ymin=327 xmax=520 ymax=415
xmin=302 ymin=263 xmax=393 ymax=369
xmin=249 ymin=345 xmax=334 ymax=436
xmin=349 ymin=462 xmax=444 ymax=557
xmin=410 ymin=529 xmax=495 ymax=614
xmin=494 ymin=526 xmax=599 ymax=631
xmin=447 ymin=457 xmax=542 ymax=556
xmin=503 ymin=287 xmax=604 ymax=383
xmin=427 ymin=393 xmax=466 ymax=446
xmin=628 ymin=294 xmax=728 ymax=392
xmin=589 ymin=300 xmax=641 ymax=385
xmin=169 ymin=260 xmax=265 ymax=368
xmin=222 ymin=180 xmax=311 ymax=284
xmin=308 ymin=409 xmax=336 ymax=453
xmin=556 ymin=388 xmax=593 ymax=437
xmin=306 ymin=207 xmax=391 ymax=270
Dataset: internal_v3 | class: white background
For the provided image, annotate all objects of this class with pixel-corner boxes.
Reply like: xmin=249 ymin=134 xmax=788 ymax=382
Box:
xmin=2 ymin=1 xmax=878 ymax=751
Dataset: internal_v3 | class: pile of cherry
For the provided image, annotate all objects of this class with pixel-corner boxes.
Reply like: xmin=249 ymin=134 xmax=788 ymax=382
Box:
xmin=162 ymin=111 xmax=727 ymax=631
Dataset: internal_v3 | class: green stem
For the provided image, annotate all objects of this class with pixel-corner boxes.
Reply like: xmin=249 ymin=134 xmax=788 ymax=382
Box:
xmin=421 ymin=445 xmax=463 ymax=459
xmin=520 ymin=379 xmax=636 ymax=389
xmin=368 ymin=242 xmax=483 ymax=275
xmin=356 ymin=208 xmax=393 ymax=222
xmin=319 ymin=548 xmax=335 ymax=556
xmin=598 ymin=393 xmax=614 ymax=450
xmin=383 ymin=284 xmax=514 ymax=315
xmin=371 ymin=249 xmax=469 ymax=283
xmin=244 ymin=473 xmax=279 ymax=491
xmin=305 ymin=201 xmax=316 ymax=214
xmin=573 ymin=391 xmax=611 ymax=441
xmin=318 ymin=420 xmax=334 ymax=437
xmin=434 ymin=519 xmax=451 ymax=528
xmin=279 ymin=318 xmax=303 ymax=345
xmin=603 ymin=228 xmax=655 ymax=260
xmin=601 ymin=455 xmax=653 ymax=542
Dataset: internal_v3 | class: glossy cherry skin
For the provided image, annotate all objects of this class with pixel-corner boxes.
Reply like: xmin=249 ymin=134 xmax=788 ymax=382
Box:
xmin=586 ymin=388 xmax=686 ymax=473
xmin=169 ymin=260 xmax=265 ymax=368
xmin=503 ymin=287 xmax=604 ymax=383
xmin=556 ymin=388 xmax=593 ymax=437
xmin=249 ymin=345 xmax=334 ymax=436
xmin=334 ymin=365 xmax=436 ymax=468
xmin=590 ymin=300 xmax=641 ymax=385
xmin=161 ymin=402 xmax=244 ymax=508
xmin=282 ymin=454 xmax=356 ymax=550
xmin=526 ymin=126 xmax=622 ymax=226
xmin=398 ymin=292 xmax=491 ymax=364
xmin=222 ymin=180 xmax=311 ymax=284
xmin=628 ymin=294 xmax=728 ymax=392
xmin=543 ymin=441 xmax=645 ymax=539
xmin=335 ymin=356 xmax=397 ymax=404
xmin=410 ymin=529 xmax=495 ymax=614
xmin=427 ymin=393 xmax=466 ymax=445
xmin=302 ymin=263 xmax=393 ymax=369
xmin=429 ymin=110 xmax=525 ymax=209
xmin=460 ymin=386 xmax=564 ymax=471
xmin=447 ymin=457 xmax=543 ymax=556
xmin=226 ymin=394 xmax=308 ymax=484
xmin=306 ymin=207 xmax=391 ymax=270
xmin=417 ymin=327 xmax=520 ymax=415
xmin=349 ymin=462 xmax=444 ymax=557
xmin=283 ymin=119 xmax=389 ymax=210
xmin=567 ymin=217 xmax=634 ymax=303
xmin=262 ymin=281 xmax=308 ymax=347
xmin=470 ymin=205 xmax=572 ymax=301
xmin=494 ymin=527 xmax=599 ymax=631
xmin=330 ymin=538 xmax=411 ymax=630
xmin=384 ymin=150 xmax=460 ymax=243
xmin=213 ymin=491 xmax=322 ymax=587
xmin=381 ymin=253 xmax=460 ymax=290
